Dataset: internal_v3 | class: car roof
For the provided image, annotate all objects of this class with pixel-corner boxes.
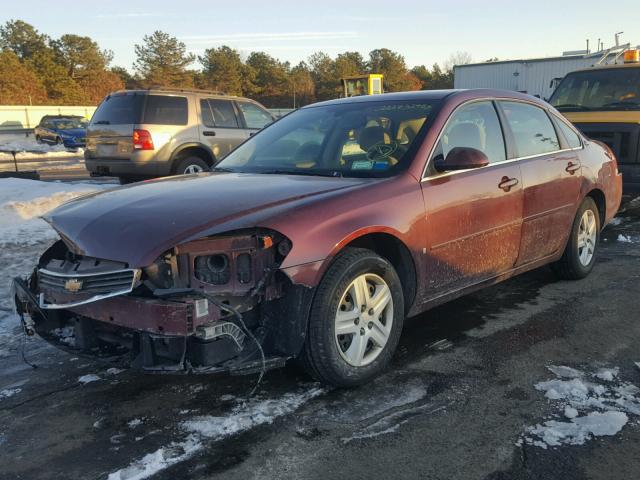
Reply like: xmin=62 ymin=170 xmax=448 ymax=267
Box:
xmin=110 ymin=88 xmax=244 ymax=99
xmin=304 ymin=89 xmax=547 ymax=108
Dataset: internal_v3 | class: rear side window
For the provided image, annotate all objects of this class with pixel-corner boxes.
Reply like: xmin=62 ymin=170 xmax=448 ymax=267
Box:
xmin=91 ymin=94 xmax=142 ymax=125
xmin=142 ymin=95 xmax=188 ymax=125
xmin=237 ymin=102 xmax=273 ymax=129
xmin=500 ymin=102 xmax=560 ymax=157
xmin=436 ymin=101 xmax=506 ymax=163
xmin=555 ymin=117 xmax=582 ymax=149
xmin=201 ymin=99 xmax=239 ymax=128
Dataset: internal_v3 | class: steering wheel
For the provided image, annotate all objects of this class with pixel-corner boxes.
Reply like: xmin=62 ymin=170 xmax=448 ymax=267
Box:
xmin=366 ymin=141 xmax=398 ymax=161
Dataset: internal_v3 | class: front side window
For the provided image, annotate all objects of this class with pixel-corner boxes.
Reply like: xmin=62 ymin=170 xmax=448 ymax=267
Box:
xmin=217 ymin=100 xmax=436 ymax=178
xmin=142 ymin=95 xmax=188 ymax=125
xmin=500 ymin=101 xmax=560 ymax=157
xmin=237 ymin=102 xmax=273 ymax=129
xmin=432 ymin=101 xmax=506 ymax=166
xmin=201 ymin=99 xmax=239 ymax=128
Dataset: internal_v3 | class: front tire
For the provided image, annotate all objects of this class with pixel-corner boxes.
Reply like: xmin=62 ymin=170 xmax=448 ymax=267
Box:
xmin=301 ymin=248 xmax=404 ymax=387
xmin=551 ymin=197 xmax=600 ymax=280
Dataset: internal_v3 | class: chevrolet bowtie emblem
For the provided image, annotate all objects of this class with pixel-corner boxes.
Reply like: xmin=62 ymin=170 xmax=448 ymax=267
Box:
xmin=64 ymin=278 xmax=83 ymax=292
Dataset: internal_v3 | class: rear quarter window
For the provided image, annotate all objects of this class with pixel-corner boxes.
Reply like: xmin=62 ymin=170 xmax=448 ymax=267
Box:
xmin=142 ymin=95 xmax=188 ymax=125
xmin=555 ymin=117 xmax=583 ymax=149
xmin=91 ymin=94 xmax=142 ymax=125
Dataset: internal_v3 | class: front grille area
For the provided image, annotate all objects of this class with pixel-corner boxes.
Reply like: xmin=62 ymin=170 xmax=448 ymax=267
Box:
xmin=575 ymin=122 xmax=640 ymax=165
xmin=39 ymin=269 xmax=137 ymax=294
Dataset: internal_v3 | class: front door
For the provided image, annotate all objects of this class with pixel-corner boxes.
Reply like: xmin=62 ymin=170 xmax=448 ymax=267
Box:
xmin=421 ymin=100 xmax=524 ymax=298
xmin=497 ymin=101 xmax=582 ymax=265
xmin=198 ymin=98 xmax=247 ymax=161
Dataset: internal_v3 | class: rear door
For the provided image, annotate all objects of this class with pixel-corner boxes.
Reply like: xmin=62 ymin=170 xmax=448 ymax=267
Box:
xmin=498 ymin=101 xmax=582 ymax=266
xmin=198 ymin=98 xmax=246 ymax=160
xmin=235 ymin=101 xmax=275 ymax=136
xmin=85 ymin=93 xmax=142 ymax=161
xmin=420 ymin=100 xmax=523 ymax=297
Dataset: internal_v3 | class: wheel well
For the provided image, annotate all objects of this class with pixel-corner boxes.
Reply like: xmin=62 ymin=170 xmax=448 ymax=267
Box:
xmin=344 ymin=233 xmax=417 ymax=314
xmin=586 ymin=188 xmax=606 ymax=225
xmin=171 ymin=146 xmax=215 ymax=173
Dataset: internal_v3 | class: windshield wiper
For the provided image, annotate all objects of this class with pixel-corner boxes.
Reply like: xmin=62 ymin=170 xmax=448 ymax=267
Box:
xmin=93 ymin=120 xmax=110 ymax=125
xmin=254 ymin=169 xmax=343 ymax=177
xmin=210 ymin=166 xmax=235 ymax=173
xmin=601 ymin=101 xmax=640 ymax=110
xmin=553 ymin=104 xmax=590 ymax=111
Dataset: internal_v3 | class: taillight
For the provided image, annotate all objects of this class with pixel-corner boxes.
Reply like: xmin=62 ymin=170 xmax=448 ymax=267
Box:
xmin=133 ymin=129 xmax=154 ymax=150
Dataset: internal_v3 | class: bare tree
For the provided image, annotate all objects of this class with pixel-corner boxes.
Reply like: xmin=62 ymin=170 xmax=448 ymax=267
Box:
xmin=444 ymin=51 xmax=473 ymax=71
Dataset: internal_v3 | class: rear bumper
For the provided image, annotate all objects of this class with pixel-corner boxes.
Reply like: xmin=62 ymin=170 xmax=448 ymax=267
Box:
xmin=85 ymin=158 xmax=169 ymax=177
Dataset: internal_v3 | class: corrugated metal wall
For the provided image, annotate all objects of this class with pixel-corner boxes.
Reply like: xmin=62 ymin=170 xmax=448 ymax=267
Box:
xmin=454 ymin=55 xmax=615 ymax=100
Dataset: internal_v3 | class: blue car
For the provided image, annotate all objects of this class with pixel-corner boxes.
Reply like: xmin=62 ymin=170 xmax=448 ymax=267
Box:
xmin=34 ymin=116 xmax=88 ymax=149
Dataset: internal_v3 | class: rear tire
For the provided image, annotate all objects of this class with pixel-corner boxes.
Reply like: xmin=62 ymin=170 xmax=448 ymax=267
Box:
xmin=551 ymin=197 xmax=600 ymax=280
xmin=300 ymin=248 xmax=404 ymax=387
xmin=55 ymin=137 xmax=62 ymax=145
xmin=176 ymin=156 xmax=209 ymax=175
xmin=35 ymin=135 xmax=42 ymax=144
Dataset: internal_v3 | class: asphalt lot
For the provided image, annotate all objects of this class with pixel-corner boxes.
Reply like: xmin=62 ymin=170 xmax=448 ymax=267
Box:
xmin=1 ymin=195 xmax=640 ymax=480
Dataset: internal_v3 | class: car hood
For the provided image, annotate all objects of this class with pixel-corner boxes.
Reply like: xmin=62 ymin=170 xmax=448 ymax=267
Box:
xmin=58 ymin=128 xmax=86 ymax=136
xmin=44 ymin=172 xmax=370 ymax=267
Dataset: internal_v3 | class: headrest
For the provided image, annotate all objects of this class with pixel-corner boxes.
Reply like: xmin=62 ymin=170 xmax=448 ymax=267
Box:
xmin=359 ymin=126 xmax=388 ymax=151
xmin=447 ymin=122 xmax=483 ymax=151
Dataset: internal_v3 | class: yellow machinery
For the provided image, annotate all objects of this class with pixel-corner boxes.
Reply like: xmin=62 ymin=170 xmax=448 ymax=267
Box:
xmin=549 ymin=48 xmax=640 ymax=190
xmin=341 ymin=74 xmax=384 ymax=97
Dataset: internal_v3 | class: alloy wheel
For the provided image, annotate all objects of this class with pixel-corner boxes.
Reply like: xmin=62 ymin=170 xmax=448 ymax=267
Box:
xmin=577 ymin=209 xmax=597 ymax=266
xmin=334 ymin=273 xmax=393 ymax=367
xmin=184 ymin=164 xmax=204 ymax=174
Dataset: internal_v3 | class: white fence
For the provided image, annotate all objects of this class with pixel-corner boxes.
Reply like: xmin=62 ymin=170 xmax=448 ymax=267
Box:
xmin=0 ymin=105 xmax=294 ymax=131
xmin=0 ymin=106 xmax=97 ymax=130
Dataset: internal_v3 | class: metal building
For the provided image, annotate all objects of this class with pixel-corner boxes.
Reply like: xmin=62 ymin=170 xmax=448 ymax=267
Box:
xmin=453 ymin=45 xmax=635 ymax=100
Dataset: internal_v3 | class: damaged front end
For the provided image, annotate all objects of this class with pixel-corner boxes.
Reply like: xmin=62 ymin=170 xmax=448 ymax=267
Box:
xmin=12 ymin=230 xmax=309 ymax=375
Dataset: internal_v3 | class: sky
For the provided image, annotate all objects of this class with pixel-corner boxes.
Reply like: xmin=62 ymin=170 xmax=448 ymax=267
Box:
xmin=4 ymin=0 xmax=640 ymax=71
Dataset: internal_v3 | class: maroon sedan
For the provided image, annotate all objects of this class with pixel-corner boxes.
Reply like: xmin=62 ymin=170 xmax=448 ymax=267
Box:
xmin=13 ymin=89 xmax=622 ymax=387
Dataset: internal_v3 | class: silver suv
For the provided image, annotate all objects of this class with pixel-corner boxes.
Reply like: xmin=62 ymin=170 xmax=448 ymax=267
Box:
xmin=85 ymin=88 xmax=275 ymax=182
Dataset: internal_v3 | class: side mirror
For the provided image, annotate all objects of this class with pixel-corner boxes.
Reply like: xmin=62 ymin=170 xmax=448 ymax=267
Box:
xmin=434 ymin=147 xmax=489 ymax=172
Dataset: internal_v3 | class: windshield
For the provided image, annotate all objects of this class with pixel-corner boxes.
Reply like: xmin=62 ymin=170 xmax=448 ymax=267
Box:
xmin=549 ymin=68 xmax=640 ymax=111
xmin=52 ymin=118 xmax=88 ymax=129
xmin=216 ymin=100 xmax=437 ymax=177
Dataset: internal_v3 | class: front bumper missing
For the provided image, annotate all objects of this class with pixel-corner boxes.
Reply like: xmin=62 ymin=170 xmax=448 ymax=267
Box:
xmin=11 ymin=276 xmax=282 ymax=373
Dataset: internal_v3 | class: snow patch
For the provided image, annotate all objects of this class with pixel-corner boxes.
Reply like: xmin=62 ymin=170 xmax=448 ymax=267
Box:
xmin=594 ymin=367 xmax=619 ymax=382
xmin=0 ymin=388 xmax=21 ymax=400
xmin=182 ymin=387 xmax=324 ymax=439
xmin=128 ymin=418 xmax=144 ymax=428
xmin=107 ymin=435 xmax=202 ymax=480
xmin=106 ymin=368 xmax=126 ymax=376
xmin=617 ymin=234 xmax=634 ymax=243
xmin=78 ymin=374 xmax=101 ymax=384
xmin=608 ymin=217 xmax=624 ymax=226
xmin=108 ymin=386 xmax=324 ymax=480
xmin=521 ymin=365 xmax=640 ymax=448
xmin=527 ymin=412 xmax=628 ymax=447
xmin=0 ymin=178 xmax=103 ymax=248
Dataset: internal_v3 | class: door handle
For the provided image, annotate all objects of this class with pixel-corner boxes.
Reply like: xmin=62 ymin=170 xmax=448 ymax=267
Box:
xmin=203 ymin=131 xmax=216 ymax=136
xmin=498 ymin=176 xmax=519 ymax=192
xmin=566 ymin=161 xmax=580 ymax=174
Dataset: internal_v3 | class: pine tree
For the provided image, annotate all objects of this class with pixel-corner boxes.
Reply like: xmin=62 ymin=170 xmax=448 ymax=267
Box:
xmin=0 ymin=50 xmax=48 ymax=105
xmin=198 ymin=46 xmax=244 ymax=95
xmin=133 ymin=31 xmax=195 ymax=88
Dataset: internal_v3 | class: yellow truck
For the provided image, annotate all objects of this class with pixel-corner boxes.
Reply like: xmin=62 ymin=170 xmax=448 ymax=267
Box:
xmin=549 ymin=49 xmax=640 ymax=190
xmin=341 ymin=74 xmax=384 ymax=97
